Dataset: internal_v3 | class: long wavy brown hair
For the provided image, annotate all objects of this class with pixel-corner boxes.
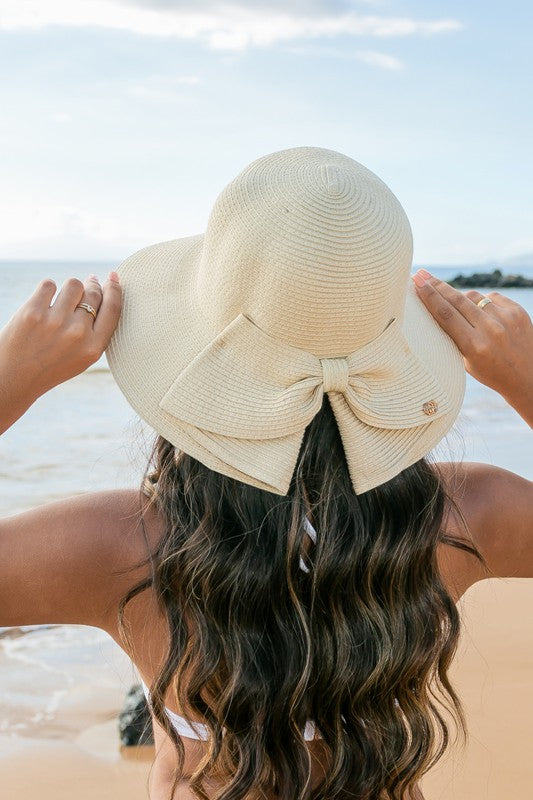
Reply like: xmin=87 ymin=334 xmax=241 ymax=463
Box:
xmin=118 ymin=395 xmax=485 ymax=800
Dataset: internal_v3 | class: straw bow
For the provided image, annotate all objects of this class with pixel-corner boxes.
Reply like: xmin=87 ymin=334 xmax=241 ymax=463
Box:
xmin=159 ymin=312 xmax=451 ymax=441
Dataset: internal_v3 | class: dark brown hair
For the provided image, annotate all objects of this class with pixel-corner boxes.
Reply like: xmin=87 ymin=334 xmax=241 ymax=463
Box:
xmin=119 ymin=395 xmax=485 ymax=799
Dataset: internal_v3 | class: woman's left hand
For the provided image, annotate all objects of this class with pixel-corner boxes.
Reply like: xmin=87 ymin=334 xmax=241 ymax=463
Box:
xmin=0 ymin=272 xmax=122 ymax=434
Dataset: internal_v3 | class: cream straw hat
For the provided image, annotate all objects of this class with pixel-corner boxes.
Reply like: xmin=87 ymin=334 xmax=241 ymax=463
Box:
xmin=106 ymin=146 xmax=465 ymax=495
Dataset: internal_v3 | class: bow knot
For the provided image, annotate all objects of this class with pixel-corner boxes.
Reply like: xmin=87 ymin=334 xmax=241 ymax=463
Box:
xmin=320 ymin=357 xmax=349 ymax=393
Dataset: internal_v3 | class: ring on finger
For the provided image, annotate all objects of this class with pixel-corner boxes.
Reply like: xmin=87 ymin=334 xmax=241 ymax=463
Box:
xmin=476 ymin=297 xmax=493 ymax=309
xmin=76 ymin=302 xmax=97 ymax=320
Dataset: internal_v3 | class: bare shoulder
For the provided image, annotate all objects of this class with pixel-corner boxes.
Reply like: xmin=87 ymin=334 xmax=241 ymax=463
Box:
xmin=434 ymin=460 xmax=533 ymax=600
xmin=0 ymin=487 xmax=162 ymax=631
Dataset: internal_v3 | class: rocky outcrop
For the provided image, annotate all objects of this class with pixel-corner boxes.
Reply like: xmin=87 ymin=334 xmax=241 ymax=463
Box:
xmin=449 ymin=268 xmax=533 ymax=288
xmin=118 ymin=684 xmax=154 ymax=746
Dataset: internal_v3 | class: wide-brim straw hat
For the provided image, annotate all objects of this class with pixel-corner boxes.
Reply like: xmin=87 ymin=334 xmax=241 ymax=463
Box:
xmin=106 ymin=147 xmax=465 ymax=495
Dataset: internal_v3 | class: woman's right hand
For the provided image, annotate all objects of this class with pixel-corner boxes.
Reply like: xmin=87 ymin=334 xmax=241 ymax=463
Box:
xmin=0 ymin=272 xmax=122 ymax=435
xmin=412 ymin=268 xmax=533 ymax=427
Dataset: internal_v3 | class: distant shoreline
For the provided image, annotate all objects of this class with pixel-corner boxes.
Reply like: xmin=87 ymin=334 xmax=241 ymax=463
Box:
xmin=447 ymin=268 xmax=533 ymax=288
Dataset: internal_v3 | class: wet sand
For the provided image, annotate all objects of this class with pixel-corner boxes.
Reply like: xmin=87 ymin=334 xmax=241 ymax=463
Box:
xmin=1 ymin=579 xmax=532 ymax=800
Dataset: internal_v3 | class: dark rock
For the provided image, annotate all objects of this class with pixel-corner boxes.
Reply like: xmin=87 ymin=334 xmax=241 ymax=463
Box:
xmin=118 ymin=684 xmax=154 ymax=746
xmin=448 ymin=268 xmax=533 ymax=288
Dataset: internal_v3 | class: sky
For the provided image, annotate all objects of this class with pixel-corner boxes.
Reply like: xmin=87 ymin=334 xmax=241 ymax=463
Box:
xmin=0 ymin=0 xmax=532 ymax=265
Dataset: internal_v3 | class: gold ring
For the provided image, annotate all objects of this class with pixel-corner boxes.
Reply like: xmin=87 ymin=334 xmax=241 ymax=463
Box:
xmin=476 ymin=297 xmax=492 ymax=309
xmin=75 ymin=302 xmax=97 ymax=320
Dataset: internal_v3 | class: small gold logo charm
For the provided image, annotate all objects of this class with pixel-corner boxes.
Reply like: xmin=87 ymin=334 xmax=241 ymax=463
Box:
xmin=422 ymin=400 xmax=438 ymax=416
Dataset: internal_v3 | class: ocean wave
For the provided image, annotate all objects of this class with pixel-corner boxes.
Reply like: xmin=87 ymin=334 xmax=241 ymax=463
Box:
xmin=0 ymin=625 xmax=57 ymax=639
xmin=85 ymin=365 xmax=111 ymax=374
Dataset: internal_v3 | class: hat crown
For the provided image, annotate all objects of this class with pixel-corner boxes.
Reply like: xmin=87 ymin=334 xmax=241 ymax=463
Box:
xmin=196 ymin=147 xmax=413 ymax=357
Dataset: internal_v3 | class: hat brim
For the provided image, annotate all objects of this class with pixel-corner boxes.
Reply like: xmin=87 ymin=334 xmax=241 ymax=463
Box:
xmin=106 ymin=235 xmax=465 ymax=494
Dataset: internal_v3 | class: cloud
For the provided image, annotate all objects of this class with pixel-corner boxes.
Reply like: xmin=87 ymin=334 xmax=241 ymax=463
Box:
xmin=0 ymin=1 xmax=464 ymax=51
xmin=120 ymin=0 xmax=350 ymax=10
xmin=120 ymin=1 xmax=397 ymax=11
xmin=354 ymin=49 xmax=404 ymax=70
xmin=0 ymin=201 xmax=145 ymax=260
xmin=287 ymin=44 xmax=404 ymax=70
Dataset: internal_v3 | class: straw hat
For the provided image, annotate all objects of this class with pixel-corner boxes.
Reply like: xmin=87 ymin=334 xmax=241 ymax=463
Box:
xmin=106 ymin=147 xmax=465 ymax=495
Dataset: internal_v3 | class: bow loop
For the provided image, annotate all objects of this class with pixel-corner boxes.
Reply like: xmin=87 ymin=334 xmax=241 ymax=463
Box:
xmin=339 ymin=317 xmax=452 ymax=429
xmin=159 ymin=313 xmax=323 ymax=439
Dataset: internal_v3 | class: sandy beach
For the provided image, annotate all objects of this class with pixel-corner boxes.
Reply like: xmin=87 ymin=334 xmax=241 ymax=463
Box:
xmin=0 ymin=579 xmax=531 ymax=800
xmin=421 ymin=578 xmax=533 ymax=799
xmin=0 ymin=733 xmax=152 ymax=799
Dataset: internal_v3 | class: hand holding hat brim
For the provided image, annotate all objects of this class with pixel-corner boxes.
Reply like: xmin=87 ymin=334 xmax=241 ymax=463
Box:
xmin=413 ymin=269 xmax=533 ymax=408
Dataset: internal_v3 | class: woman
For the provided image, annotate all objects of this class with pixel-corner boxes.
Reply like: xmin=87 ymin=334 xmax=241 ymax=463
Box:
xmin=0 ymin=147 xmax=532 ymax=800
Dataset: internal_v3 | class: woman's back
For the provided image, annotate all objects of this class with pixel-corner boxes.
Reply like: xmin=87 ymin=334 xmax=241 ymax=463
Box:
xmin=1 ymin=456 xmax=531 ymax=797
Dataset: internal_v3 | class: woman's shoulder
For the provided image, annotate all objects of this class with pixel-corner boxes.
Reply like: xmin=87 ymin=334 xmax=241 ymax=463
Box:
xmin=434 ymin=460 xmax=533 ymax=601
xmin=0 ymin=487 xmax=162 ymax=631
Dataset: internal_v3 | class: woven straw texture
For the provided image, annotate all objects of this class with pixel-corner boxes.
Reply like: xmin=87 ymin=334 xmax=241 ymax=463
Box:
xmin=106 ymin=147 xmax=465 ymax=495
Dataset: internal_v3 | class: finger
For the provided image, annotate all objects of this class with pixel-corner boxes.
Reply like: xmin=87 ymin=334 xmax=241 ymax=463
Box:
xmin=412 ymin=274 xmax=477 ymax=352
xmin=484 ymin=290 xmax=524 ymax=313
xmin=419 ymin=271 xmax=494 ymax=328
xmin=74 ymin=274 xmax=104 ymax=318
xmin=25 ymin=278 xmax=58 ymax=312
xmin=464 ymin=288 xmax=510 ymax=308
xmin=460 ymin=289 xmax=508 ymax=322
xmin=92 ymin=272 xmax=122 ymax=348
xmin=463 ymin=289 xmax=487 ymax=305
xmin=52 ymin=277 xmax=85 ymax=315
xmin=491 ymin=295 xmax=533 ymax=332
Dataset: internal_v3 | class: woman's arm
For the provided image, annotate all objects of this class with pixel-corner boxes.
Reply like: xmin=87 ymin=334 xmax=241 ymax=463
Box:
xmin=412 ymin=268 xmax=533 ymax=426
xmin=0 ymin=272 xmax=121 ymax=434
xmin=0 ymin=271 xmax=129 ymax=630
xmin=0 ymin=489 xmax=150 ymax=630
xmin=413 ymin=269 xmax=533 ymax=591
xmin=436 ymin=460 xmax=533 ymax=599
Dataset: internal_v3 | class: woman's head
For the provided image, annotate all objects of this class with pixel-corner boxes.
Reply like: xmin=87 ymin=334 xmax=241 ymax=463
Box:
xmin=107 ymin=146 xmax=465 ymax=500
xmin=120 ymin=394 xmax=483 ymax=800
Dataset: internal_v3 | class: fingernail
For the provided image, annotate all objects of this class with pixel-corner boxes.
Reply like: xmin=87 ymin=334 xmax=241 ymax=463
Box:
xmin=108 ymin=271 xmax=120 ymax=283
xmin=412 ymin=272 xmax=426 ymax=288
xmin=419 ymin=268 xmax=432 ymax=279
xmin=89 ymin=273 xmax=99 ymax=282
